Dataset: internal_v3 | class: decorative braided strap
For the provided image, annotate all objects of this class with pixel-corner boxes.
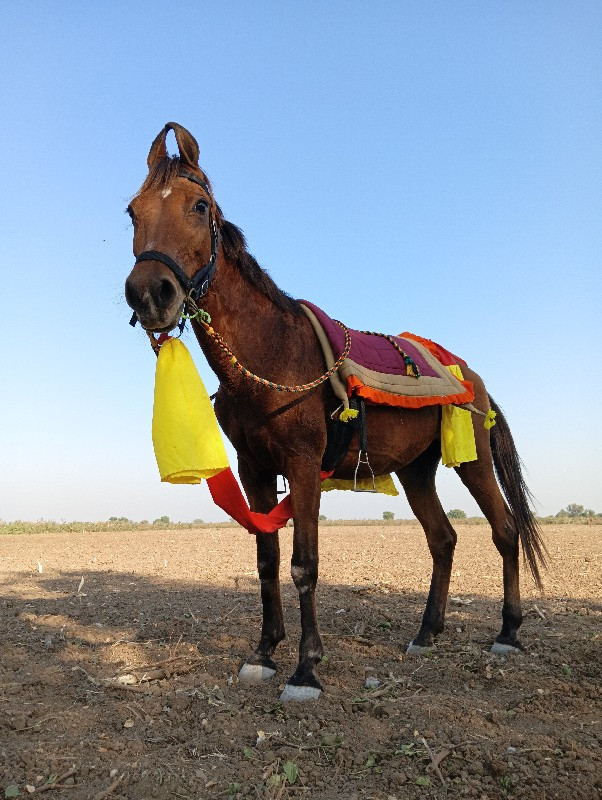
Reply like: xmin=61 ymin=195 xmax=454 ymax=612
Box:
xmin=197 ymin=316 xmax=352 ymax=393
xmin=358 ymin=331 xmax=421 ymax=378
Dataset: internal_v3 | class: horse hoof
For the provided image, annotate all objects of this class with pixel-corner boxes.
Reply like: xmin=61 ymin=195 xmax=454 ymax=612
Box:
xmin=406 ymin=641 xmax=435 ymax=655
xmin=238 ymin=663 xmax=277 ymax=683
xmin=491 ymin=642 xmax=523 ymax=656
xmin=279 ymin=684 xmax=321 ymax=703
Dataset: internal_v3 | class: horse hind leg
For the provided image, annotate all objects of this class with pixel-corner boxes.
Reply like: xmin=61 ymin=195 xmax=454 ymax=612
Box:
xmin=396 ymin=442 xmax=458 ymax=652
xmin=237 ymin=461 xmax=285 ymax=683
xmin=455 ymin=448 xmax=524 ymax=653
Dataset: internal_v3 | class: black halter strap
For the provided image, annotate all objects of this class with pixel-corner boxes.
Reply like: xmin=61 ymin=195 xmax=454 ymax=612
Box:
xmin=129 ymin=170 xmax=220 ymax=327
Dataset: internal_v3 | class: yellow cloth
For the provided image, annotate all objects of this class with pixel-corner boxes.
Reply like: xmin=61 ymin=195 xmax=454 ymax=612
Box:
xmin=441 ymin=364 xmax=477 ymax=468
xmin=152 ymin=339 xmax=229 ymax=484
xmin=321 ymin=474 xmax=399 ymax=496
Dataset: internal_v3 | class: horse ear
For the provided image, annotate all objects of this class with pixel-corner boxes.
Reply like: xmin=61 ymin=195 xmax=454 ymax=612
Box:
xmin=165 ymin=122 xmax=200 ymax=169
xmin=147 ymin=126 xmax=169 ymax=169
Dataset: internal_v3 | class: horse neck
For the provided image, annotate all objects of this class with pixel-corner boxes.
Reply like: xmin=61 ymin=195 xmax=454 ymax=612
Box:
xmin=191 ymin=257 xmax=318 ymax=394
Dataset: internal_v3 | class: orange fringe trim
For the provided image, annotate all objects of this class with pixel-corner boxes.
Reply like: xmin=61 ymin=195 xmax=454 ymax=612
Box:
xmin=346 ymin=374 xmax=475 ymax=409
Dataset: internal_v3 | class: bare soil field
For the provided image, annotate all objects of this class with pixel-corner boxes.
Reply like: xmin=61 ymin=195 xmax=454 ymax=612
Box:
xmin=1 ymin=523 xmax=600 ymax=799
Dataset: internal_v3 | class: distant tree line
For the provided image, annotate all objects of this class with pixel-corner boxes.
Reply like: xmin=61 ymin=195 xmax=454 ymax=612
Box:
xmin=555 ymin=504 xmax=601 ymax=518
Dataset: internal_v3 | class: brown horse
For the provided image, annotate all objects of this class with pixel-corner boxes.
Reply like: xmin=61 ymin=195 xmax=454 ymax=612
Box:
xmin=125 ymin=123 xmax=546 ymax=701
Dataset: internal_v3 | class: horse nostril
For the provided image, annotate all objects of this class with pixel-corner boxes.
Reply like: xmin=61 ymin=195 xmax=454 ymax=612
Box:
xmin=157 ymin=277 xmax=178 ymax=307
xmin=124 ymin=277 xmax=139 ymax=309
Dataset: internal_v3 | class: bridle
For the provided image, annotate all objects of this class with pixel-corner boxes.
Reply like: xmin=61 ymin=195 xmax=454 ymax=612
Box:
xmin=127 ymin=168 xmax=355 ymax=398
xmin=129 ymin=170 xmax=220 ymax=330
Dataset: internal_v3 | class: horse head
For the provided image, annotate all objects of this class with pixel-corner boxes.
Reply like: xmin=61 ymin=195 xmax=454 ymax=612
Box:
xmin=125 ymin=123 xmax=219 ymax=332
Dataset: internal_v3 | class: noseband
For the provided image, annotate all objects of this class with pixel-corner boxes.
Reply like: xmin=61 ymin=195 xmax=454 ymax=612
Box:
xmin=129 ymin=170 xmax=220 ymax=328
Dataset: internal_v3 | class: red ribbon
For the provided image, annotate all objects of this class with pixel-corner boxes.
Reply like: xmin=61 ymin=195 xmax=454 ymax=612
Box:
xmin=207 ymin=467 xmax=333 ymax=534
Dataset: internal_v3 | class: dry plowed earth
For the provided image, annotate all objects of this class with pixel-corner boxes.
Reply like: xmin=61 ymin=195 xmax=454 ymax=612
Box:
xmin=1 ymin=523 xmax=600 ymax=799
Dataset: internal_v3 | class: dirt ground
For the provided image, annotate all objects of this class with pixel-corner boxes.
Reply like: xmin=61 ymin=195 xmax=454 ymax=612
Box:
xmin=1 ymin=523 xmax=600 ymax=800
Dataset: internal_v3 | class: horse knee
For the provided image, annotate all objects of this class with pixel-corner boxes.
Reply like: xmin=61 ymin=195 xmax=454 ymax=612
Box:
xmin=291 ymin=562 xmax=317 ymax=593
xmin=258 ymin=558 xmax=279 ymax=583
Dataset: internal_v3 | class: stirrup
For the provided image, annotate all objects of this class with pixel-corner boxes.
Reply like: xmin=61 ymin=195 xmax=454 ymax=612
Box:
xmin=353 ymin=449 xmax=377 ymax=492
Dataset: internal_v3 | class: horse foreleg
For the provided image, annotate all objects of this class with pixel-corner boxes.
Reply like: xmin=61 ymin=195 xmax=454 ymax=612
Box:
xmin=237 ymin=463 xmax=285 ymax=683
xmin=280 ymin=462 xmax=323 ymax=702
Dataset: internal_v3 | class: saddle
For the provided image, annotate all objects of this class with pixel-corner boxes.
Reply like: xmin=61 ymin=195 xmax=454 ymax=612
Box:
xmin=300 ymin=301 xmax=474 ymax=410
xmin=300 ymin=302 xmax=481 ymax=488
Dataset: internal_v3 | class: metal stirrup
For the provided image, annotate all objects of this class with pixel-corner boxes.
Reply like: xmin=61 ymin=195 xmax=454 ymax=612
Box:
xmin=352 ymin=399 xmax=377 ymax=492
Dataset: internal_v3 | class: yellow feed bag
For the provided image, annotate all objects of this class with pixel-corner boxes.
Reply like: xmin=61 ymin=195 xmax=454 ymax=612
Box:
xmin=152 ymin=338 xmax=229 ymax=484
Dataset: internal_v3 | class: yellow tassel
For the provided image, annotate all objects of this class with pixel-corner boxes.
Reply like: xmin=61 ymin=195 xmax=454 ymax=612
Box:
xmin=230 ymin=355 xmax=237 ymax=365
xmin=339 ymin=407 xmax=359 ymax=423
xmin=484 ymin=409 xmax=497 ymax=429
xmin=406 ymin=364 xmax=414 ymax=377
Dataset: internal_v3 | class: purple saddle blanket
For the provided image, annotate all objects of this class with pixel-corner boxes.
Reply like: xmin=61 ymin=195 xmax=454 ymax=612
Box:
xmin=300 ymin=300 xmax=474 ymax=409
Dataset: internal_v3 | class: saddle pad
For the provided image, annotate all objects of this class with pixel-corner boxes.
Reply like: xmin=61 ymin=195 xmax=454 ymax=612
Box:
xmin=300 ymin=301 xmax=474 ymax=409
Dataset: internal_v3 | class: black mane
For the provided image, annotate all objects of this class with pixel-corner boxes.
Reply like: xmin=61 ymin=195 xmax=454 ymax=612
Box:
xmin=138 ymin=156 xmax=302 ymax=316
xmin=218 ymin=220 xmax=302 ymax=315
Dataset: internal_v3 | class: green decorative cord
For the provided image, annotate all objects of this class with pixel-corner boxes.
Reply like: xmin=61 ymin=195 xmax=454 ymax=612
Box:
xmin=181 ymin=307 xmax=212 ymax=324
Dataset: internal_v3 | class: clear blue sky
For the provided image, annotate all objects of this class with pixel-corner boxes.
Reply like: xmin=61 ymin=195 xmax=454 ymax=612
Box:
xmin=1 ymin=1 xmax=600 ymax=522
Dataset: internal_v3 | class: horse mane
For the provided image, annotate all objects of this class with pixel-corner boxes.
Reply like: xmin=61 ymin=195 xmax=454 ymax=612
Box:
xmin=138 ymin=156 xmax=303 ymax=316
xmin=218 ymin=221 xmax=302 ymax=316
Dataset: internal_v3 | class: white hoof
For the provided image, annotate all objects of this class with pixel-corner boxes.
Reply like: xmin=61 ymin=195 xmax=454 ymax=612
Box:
xmin=406 ymin=641 xmax=435 ymax=655
xmin=491 ymin=642 xmax=522 ymax=655
xmin=238 ymin=663 xmax=277 ymax=683
xmin=279 ymin=684 xmax=321 ymax=703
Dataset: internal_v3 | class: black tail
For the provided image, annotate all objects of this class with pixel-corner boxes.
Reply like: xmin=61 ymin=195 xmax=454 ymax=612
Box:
xmin=488 ymin=396 xmax=548 ymax=590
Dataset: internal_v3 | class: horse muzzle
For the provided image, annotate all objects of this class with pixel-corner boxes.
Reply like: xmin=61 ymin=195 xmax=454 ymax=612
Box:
xmin=125 ymin=263 xmax=186 ymax=332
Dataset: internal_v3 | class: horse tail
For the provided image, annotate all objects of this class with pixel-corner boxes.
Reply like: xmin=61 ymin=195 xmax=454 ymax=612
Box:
xmin=488 ymin=395 xmax=548 ymax=590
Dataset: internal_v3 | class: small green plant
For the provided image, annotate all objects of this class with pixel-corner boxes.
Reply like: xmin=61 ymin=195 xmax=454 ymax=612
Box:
xmin=262 ymin=702 xmax=285 ymax=717
xmin=383 ymin=511 xmax=395 ymax=520
xmin=4 ymin=787 xmax=20 ymax=799
xmin=500 ymin=774 xmax=513 ymax=791
xmin=320 ymin=732 xmax=343 ymax=748
xmin=282 ymin=761 xmax=298 ymax=785
xmin=363 ymin=753 xmax=382 ymax=772
xmin=228 ymin=782 xmax=242 ymax=797
xmin=416 ymin=775 xmax=431 ymax=787
xmin=561 ymin=663 xmax=573 ymax=677
xmin=396 ymin=742 xmax=423 ymax=758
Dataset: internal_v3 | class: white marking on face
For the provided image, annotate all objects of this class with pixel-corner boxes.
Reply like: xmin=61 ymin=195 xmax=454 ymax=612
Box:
xmin=161 ymin=187 xmax=172 ymax=199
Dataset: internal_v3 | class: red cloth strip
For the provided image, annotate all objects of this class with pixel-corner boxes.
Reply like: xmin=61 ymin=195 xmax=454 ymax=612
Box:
xmin=206 ymin=467 xmax=334 ymax=534
xmin=399 ymin=331 xmax=467 ymax=367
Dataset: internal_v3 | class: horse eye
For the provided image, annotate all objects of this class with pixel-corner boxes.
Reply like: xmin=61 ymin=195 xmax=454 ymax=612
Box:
xmin=194 ymin=200 xmax=208 ymax=215
xmin=126 ymin=205 xmax=135 ymax=221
